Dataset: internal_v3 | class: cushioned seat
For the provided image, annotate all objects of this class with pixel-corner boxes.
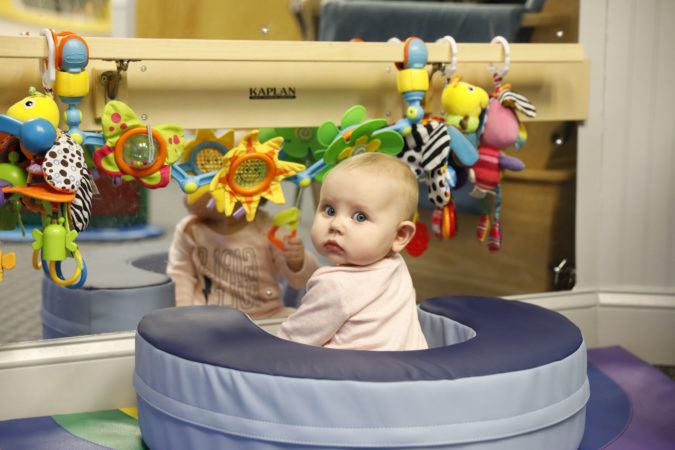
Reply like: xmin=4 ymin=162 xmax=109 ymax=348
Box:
xmin=41 ymin=246 xmax=175 ymax=338
xmin=134 ymin=296 xmax=589 ymax=449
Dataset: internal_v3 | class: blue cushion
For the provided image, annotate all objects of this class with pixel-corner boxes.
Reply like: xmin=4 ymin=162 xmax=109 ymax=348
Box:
xmin=137 ymin=296 xmax=582 ymax=381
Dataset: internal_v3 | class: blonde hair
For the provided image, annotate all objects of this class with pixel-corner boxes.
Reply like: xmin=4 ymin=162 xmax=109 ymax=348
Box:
xmin=330 ymin=152 xmax=419 ymax=221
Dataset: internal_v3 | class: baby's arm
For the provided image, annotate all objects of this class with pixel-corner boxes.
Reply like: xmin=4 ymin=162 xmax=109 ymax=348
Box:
xmin=277 ymin=275 xmax=348 ymax=346
xmin=272 ymin=235 xmax=319 ymax=289
xmin=167 ymin=225 xmax=203 ymax=306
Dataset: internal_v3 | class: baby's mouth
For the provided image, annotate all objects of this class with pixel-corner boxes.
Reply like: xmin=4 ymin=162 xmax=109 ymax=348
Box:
xmin=324 ymin=240 xmax=344 ymax=254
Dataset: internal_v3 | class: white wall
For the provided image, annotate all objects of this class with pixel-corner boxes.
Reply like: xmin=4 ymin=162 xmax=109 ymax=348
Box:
xmin=578 ymin=0 xmax=675 ymax=291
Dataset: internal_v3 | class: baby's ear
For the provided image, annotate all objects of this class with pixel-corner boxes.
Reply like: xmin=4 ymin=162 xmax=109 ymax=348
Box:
xmin=391 ymin=220 xmax=416 ymax=253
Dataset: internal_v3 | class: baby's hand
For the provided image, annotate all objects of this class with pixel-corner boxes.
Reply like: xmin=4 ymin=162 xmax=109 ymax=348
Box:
xmin=283 ymin=235 xmax=305 ymax=272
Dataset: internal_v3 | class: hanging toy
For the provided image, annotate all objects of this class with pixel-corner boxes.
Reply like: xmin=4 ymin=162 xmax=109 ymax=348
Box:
xmin=172 ymin=129 xmax=234 ymax=196
xmin=93 ymin=100 xmax=184 ymax=189
xmin=209 ymin=130 xmax=305 ymax=222
xmin=470 ymin=36 xmax=536 ymax=252
xmin=291 ymin=105 xmax=403 ymax=185
xmin=31 ymin=202 xmax=86 ymax=288
xmin=4 ymin=87 xmax=95 ymax=233
xmin=391 ymin=37 xmax=429 ymax=136
xmin=259 ymin=127 xmax=322 ymax=164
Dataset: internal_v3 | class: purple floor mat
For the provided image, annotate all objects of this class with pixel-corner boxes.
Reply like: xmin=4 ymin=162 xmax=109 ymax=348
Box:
xmin=581 ymin=346 xmax=675 ymax=450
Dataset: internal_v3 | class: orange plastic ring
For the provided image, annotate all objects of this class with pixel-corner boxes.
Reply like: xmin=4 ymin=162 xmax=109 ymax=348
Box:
xmin=442 ymin=205 xmax=451 ymax=239
xmin=114 ymin=127 xmax=167 ymax=177
xmin=267 ymin=226 xmax=297 ymax=251
xmin=226 ymin=153 xmax=276 ymax=196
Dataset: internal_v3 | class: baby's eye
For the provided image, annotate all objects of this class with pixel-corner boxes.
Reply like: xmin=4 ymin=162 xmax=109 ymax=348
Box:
xmin=324 ymin=205 xmax=335 ymax=216
xmin=352 ymin=212 xmax=367 ymax=222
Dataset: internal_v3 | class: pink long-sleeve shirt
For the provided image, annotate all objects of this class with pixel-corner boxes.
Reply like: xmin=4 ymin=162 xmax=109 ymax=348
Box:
xmin=278 ymin=253 xmax=428 ymax=351
xmin=167 ymin=213 xmax=318 ymax=319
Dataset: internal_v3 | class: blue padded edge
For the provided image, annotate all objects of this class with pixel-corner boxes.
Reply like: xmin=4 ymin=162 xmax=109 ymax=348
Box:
xmin=137 ymin=296 xmax=583 ymax=382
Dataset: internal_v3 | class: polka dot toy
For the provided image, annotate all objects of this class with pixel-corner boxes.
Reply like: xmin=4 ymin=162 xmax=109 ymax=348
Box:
xmin=42 ymin=133 xmax=85 ymax=193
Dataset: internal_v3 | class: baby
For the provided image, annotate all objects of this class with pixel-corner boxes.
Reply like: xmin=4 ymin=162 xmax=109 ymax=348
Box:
xmin=278 ymin=152 xmax=428 ymax=350
xmin=167 ymin=192 xmax=318 ymax=320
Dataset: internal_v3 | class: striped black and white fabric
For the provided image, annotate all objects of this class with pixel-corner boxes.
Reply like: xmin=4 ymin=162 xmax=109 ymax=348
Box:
xmin=69 ymin=169 xmax=95 ymax=232
xmin=403 ymin=121 xmax=451 ymax=173
xmin=498 ymin=88 xmax=536 ymax=118
xmin=398 ymin=121 xmax=452 ymax=208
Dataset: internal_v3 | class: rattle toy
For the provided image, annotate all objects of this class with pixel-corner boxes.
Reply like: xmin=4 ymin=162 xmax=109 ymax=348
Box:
xmin=93 ymin=101 xmax=184 ymax=189
xmin=173 ymin=129 xmax=233 ymax=195
xmin=209 ymin=130 xmax=304 ymax=222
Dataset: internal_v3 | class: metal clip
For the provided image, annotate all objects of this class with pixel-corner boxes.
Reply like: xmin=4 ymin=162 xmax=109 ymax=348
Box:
xmin=100 ymin=59 xmax=139 ymax=100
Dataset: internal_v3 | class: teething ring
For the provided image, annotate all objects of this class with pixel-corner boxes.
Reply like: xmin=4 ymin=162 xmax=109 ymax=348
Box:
xmin=226 ymin=153 xmax=276 ymax=196
xmin=267 ymin=226 xmax=297 ymax=251
xmin=48 ymin=249 xmax=84 ymax=286
xmin=32 ymin=249 xmax=42 ymax=269
xmin=39 ymin=28 xmax=56 ymax=91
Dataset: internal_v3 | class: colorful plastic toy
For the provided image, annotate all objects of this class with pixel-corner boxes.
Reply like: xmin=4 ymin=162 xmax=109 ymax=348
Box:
xmin=172 ymin=129 xmax=233 ymax=195
xmin=259 ymin=127 xmax=322 ymax=163
xmin=93 ymin=101 xmax=184 ymax=189
xmin=391 ymin=37 xmax=429 ymax=136
xmin=208 ymin=130 xmax=304 ymax=222
xmin=470 ymin=36 xmax=536 ymax=252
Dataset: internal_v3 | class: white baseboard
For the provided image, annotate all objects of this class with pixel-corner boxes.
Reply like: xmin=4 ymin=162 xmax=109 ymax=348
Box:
xmin=0 ymin=289 xmax=673 ymax=421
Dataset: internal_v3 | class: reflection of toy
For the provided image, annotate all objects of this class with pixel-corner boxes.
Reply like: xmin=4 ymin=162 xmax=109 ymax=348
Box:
xmin=93 ymin=101 xmax=184 ymax=189
xmin=172 ymin=129 xmax=233 ymax=195
xmin=0 ymin=246 xmax=16 ymax=283
xmin=209 ymin=130 xmax=304 ymax=222
xmin=268 ymin=207 xmax=300 ymax=250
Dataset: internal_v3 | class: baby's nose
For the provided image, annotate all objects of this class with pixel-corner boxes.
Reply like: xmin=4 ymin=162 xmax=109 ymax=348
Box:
xmin=329 ymin=216 xmax=345 ymax=233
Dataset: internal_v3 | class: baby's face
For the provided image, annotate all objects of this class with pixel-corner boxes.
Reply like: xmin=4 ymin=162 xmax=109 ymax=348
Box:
xmin=311 ymin=168 xmax=404 ymax=266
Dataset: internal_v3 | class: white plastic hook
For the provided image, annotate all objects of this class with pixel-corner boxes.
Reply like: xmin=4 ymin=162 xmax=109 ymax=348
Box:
xmin=488 ymin=35 xmax=510 ymax=79
xmin=436 ymin=35 xmax=458 ymax=78
xmin=39 ymin=28 xmax=56 ymax=91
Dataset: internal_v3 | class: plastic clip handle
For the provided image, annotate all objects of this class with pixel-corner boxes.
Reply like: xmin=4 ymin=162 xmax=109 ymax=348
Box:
xmin=268 ymin=207 xmax=301 ymax=250
xmin=436 ymin=35 xmax=458 ymax=79
xmin=488 ymin=36 xmax=510 ymax=79
xmin=39 ymin=28 xmax=56 ymax=91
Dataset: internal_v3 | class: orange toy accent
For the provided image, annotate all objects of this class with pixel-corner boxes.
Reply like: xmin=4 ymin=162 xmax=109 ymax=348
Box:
xmin=267 ymin=226 xmax=297 ymax=251
xmin=54 ymin=31 xmax=90 ymax=70
xmin=114 ymin=127 xmax=167 ymax=178
xmin=225 ymin=152 xmax=276 ymax=196
xmin=3 ymin=183 xmax=75 ymax=203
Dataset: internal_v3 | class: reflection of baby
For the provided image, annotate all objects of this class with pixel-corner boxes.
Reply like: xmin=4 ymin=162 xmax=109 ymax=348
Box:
xmin=278 ymin=152 xmax=428 ymax=350
xmin=167 ymin=193 xmax=318 ymax=320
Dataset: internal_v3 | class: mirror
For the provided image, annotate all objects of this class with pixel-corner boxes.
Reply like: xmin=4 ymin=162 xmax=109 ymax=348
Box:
xmin=0 ymin=0 xmax=580 ymax=346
